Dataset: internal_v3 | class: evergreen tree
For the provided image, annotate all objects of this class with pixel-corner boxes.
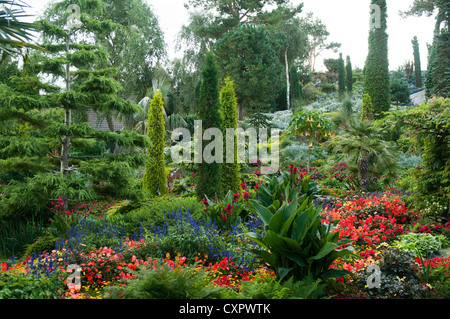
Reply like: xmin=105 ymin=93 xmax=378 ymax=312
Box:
xmin=338 ymin=53 xmax=346 ymax=96
xmin=142 ymin=91 xmax=168 ymax=196
xmin=361 ymin=93 xmax=374 ymax=120
xmin=0 ymin=3 xmax=149 ymax=218
xmin=346 ymin=55 xmax=353 ymax=93
xmin=364 ymin=0 xmax=390 ymax=117
xmin=425 ymin=0 xmax=450 ymax=98
xmin=390 ymin=77 xmax=412 ymax=106
xmin=411 ymin=36 xmax=423 ymax=88
xmin=196 ymin=51 xmax=222 ymax=200
xmin=220 ymin=77 xmax=241 ymax=195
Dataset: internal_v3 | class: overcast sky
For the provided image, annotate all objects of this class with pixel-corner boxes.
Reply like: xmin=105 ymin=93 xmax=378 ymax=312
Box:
xmin=25 ymin=0 xmax=436 ymax=72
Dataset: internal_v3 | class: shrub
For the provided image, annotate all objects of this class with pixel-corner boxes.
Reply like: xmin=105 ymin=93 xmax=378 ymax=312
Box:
xmin=106 ymin=196 xmax=204 ymax=234
xmin=22 ymin=234 xmax=58 ymax=259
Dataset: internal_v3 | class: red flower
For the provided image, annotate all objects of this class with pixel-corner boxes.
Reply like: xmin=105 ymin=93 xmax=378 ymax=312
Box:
xmin=233 ymin=192 xmax=240 ymax=202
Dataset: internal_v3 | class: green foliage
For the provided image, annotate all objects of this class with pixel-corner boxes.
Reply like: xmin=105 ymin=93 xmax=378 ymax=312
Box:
xmin=215 ymin=24 xmax=284 ymax=118
xmin=196 ymin=51 xmax=222 ymax=200
xmin=0 ymin=270 xmax=65 ymax=299
xmin=220 ymin=77 xmax=241 ymax=195
xmin=411 ymin=36 xmax=423 ymax=88
xmin=285 ymin=109 xmax=334 ymax=170
xmin=253 ymin=170 xmax=321 ymax=208
xmin=361 ymin=93 xmax=374 ymax=120
xmin=246 ymin=193 xmax=354 ymax=282
xmin=224 ymin=275 xmax=326 ymax=299
xmin=346 ymin=56 xmax=353 ymax=93
xmin=364 ymin=0 xmax=391 ymax=116
xmin=338 ymin=53 xmax=346 ymax=96
xmin=394 ymin=232 xmax=448 ymax=257
xmin=425 ymin=0 xmax=450 ymax=98
xmin=390 ymin=77 xmax=412 ymax=106
xmin=106 ymin=196 xmax=204 ymax=233
xmin=104 ymin=263 xmax=225 ymax=299
xmin=143 ymin=91 xmax=168 ymax=196
xmin=327 ymin=117 xmax=399 ymax=191
xmin=0 ymin=217 xmax=46 ymax=259
xmin=202 ymin=190 xmax=252 ymax=232
xmin=379 ymin=97 xmax=450 ymax=217
xmin=22 ymin=234 xmax=58 ymax=259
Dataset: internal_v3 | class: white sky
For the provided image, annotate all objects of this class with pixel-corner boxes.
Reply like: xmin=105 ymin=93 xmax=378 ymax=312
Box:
xmin=24 ymin=0 xmax=436 ymax=72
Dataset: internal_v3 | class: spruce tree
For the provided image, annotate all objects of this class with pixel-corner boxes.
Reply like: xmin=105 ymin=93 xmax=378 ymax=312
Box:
xmin=346 ymin=55 xmax=353 ymax=93
xmin=196 ymin=51 xmax=222 ymax=200
xmin=142 ymin=91 xmax=168 ymax=196
xmin=220 ymin=77 xmax=241 ymax=195
xmin=338 ymin=53 xmax=346 ymax=96
xmin=412 ymin=36 xmax=422 ymax=88
xmin=364 ymin=0 xmax=390 ymax=117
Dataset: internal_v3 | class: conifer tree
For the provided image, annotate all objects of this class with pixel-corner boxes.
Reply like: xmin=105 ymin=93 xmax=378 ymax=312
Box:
xmin=411 ymin=36 xmax=422 ymax=88
xmin=196 ymin=51 xmax=222 ymax=200
xmin=142 ymin=91 xmax=168 ymax=196
xmin=346 ymin=55 xmax=353 ymax=93
xmin=364 ymin=0 xmax=390 ymax=117
xmin=338 ymin=53 xmax=346 ymax=96
xmin=361 ymin=93 xmax=374 ymax=120
xmin=0 ymin=2 xmax=150 ymax=217
xmin=220 ymin=77 xmax=241 ymax=195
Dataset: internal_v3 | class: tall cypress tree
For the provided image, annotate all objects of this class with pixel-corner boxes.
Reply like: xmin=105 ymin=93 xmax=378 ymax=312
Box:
xmin=412 ymin=36 xmax=423 ymax=88
xmin=364 ymin=0 xmax=390 ymax=117
xmin=196 ymin=51 xmax=222 ymax=200
xmin=425 ymin=0 xmax=450 ymax=98
xmin=143 ymin=90 xmax=168 ymax=196
xmin=338 ymin=53 xmax=346 ymax=96
xmin=220 ymin=77 xmax=241 ymax=195
xmin=346 ymin=55 xmax=353 ymax=93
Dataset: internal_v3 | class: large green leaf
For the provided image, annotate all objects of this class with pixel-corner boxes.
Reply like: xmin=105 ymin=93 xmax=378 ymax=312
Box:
xmin=250 ymin=199 xmax=273 ymax=226
xmin=320 ymin=269 xmax=353 ymax=279
xmin=308 ymin=242 xmax=338 ymax=262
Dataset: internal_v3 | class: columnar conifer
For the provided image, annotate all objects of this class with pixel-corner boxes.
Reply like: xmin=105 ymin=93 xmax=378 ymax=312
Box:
xmin=220 ymin=77 xmax=241 ymax=195
xmin=364 ymin=0 xmax=390 ymax=117
xmin=196 ymin=51 xmax=222 ymax=200
xmin=143 ymin=91 xmax=168 ymax=196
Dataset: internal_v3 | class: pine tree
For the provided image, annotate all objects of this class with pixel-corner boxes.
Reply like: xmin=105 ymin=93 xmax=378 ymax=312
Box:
xmin=196 ymin=51 xmax=222 ymax=200
xmin=290 ymin=66 xmax=302 ymax=101
xmin=142 ymin=91 xmax=168 ymax=196
xmin=364 ymin=0 xmax=390 ymax=117
xmin=220 ymin=77 xmax=241 ymax=195
xmin=338 ymin=53 xmax=346 ymax=96
xmin=346 ymin=55 xmax=353 ymax=93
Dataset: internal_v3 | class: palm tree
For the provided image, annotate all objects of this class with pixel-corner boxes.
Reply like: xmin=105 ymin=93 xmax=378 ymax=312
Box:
xmin=117 ymin=78 xmax=187 ymax=139
xmin=326 ymin=118 xmax=399 ymax=191
xmin=0 ymin=0 xmax=43 ymax=65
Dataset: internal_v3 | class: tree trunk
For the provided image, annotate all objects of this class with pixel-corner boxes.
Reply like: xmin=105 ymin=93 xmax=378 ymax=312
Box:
xmin=60 ymin=35 xmax=72 ymax=212
xmin=359 ymin=149 xmax=370 ymax=191
xmin=285 ymin=49 xmax=290 ymax=110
